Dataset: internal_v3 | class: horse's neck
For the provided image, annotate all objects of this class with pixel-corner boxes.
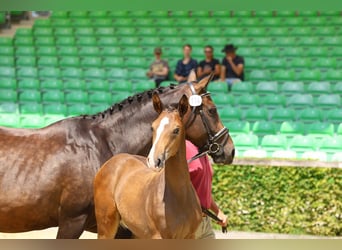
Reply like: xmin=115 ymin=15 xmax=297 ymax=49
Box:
xmin=164 ymin=138 xmax=191 ymax=192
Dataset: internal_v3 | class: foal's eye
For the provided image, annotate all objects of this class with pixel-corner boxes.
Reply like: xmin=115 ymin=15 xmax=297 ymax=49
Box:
xmin=173 ymin=128 xmax=180 ymax=134
xmin=209 ymin=108 xmax=217 ymax=115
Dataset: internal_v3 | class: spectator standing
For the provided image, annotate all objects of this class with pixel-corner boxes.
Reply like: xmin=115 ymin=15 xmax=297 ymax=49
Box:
xmin=174 ymin=44 xmax=198 ymax=83
xmin=220 ymin=44 xmax=245 ymax=91
xmin=197 ymin=45 xmax=220 ymax=81
xmin=146 ymin=47 xmax=170 ymax=88
xmin=186 ymin=140 xmax=228 ymax=239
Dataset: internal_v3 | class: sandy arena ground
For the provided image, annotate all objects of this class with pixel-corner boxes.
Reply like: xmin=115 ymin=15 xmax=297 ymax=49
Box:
xmin=0 ymin=227 xmax=339 ymax=239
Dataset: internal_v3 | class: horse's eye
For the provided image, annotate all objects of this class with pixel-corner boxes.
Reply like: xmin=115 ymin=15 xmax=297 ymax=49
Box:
xmin=209 ymin=108 xmax=217 ymax=115
xmin=173 ymin=128 xmax=180 ymax=134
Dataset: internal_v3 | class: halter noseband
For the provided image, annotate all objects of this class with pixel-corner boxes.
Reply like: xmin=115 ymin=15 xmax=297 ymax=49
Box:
xmin=186 ymin=81 xmax=230 ymax=163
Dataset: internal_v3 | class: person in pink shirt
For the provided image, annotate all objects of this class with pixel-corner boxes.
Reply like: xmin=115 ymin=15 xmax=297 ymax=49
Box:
xmin=186 ymin=140 xmax=228 ymax=239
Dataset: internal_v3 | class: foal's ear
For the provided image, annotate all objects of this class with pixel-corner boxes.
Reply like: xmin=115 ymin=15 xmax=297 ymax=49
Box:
xmin=187 ymin=69 xmax=197 ymax=82
xmin=194 ymin=73 xmax=212 ymax=94
xmin=152 ymin=92 xmax=163 ymax=114
xmin=178 ymin=94 xmax=188 ymax=118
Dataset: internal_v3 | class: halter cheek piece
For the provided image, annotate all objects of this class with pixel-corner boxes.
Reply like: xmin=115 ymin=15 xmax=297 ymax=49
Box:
xmin=186 ymin=81 xmax=230 ymax=163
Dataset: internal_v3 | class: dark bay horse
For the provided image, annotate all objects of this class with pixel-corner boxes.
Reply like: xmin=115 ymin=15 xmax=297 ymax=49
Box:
xmin=0 ymin=73 xmax=234 ymax=238
xmin=94 ymin=94 xmax=202 ymax=239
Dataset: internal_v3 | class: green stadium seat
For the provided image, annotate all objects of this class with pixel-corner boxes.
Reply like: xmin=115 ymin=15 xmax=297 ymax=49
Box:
xmin=75 ymin=36 xmax=97 ymax=46
xmin=113 ymin=18 xmax=132 ymax=27
xmin=15 ymin=28 xmax=32 ymax=37
xmin=337 ymin=124 xmax=342 ymax=136
xmin=211 ymin=10 xmax=230 ymax=18
xmin=296 ymin=36 xmax=320 ymax=47
xmin=54 ymin=27 xmax=74 ymax=37
xmin=280 ymin=121 xmax=305 ymax=138
xmin=305 ymin=47 xmax=328 ymax=57
xmin=0 ymin=114 xmax=20 ymax=127
xmin=19 ymin=90 xmax=41 ymax=102
xmin=0 ymin=56 xmax=14 ymax=66
xmin=115 ymin=27 xmax=136 ymax=37
xmin=16 ymin=46 xmax=35 ymax=56
xmin=124 ymin=57 xmax=148 ymax=69
xmin=106 ymin=68 xmax=128 ymax=80
xmin=56 ymin=36 xmax=75 ymax=46
xmin=289 ymin=27 xmax=312 ymax=36
xmin=62 ymin=67 xmax=84 ymax=79
xmin=97 ymin=37 xmax=119 ymax=47
xmin=42 ymin=91 xmax=65 ymax=103
xmin=34 ymin=19 xmax=51 ymax=28
xmin=245 ymin=58 xmax=263 ymax=69
xmin=36 ymin=46 xmax=57 ymax=57
xmin=20 ymin=103 xmax=43 ymax=115
xmin=135 ymin=18 xmax=155 ymax=27
xmin=74 ymin=27 xmax=94 ymax=37
xmin=67 ymin=104 xmax=91 ymax=116
xmin=223 ymin=120 xmax=250 ymax=135
xmin=297 ymin=108 xmax=322 ymax=123
xmin=118 ymin=37 xmax=140 ymax=47
xmin=260 ymin=94 xmax=286 ymax=109
xmin=95 ymin=27 xmax=115 ymax=37
xmin=83 ymin=68 xmax=106 ymax=79
xmin=267 ymin=27 xmax=289 ymax=37
xmin=238 ymin=47 xmax=257 ymax=57
xmin=35 ymin=37 xmax=55 ymax=47
xmin=211 ymin=94 xmax=235 ymax=106
xmin=333 ymin=82 xmax=342 ymax=94
xmin=0 ymin=102 xmax=18 ymax=113
xmin=16 ymin=56 xmax=36 ymax=67
xmin=171 ymin=10 xmax=189 ymax=17
xmin=280 ymin=81 xmax=304 ymax=95
xmin=279 ymin=47 xmax=304 ymax=57
xmin=43 ymin=103 xmax=67 ymax=115
xmin=92 ymin=19 xmax=112 ymax=28
xmin=34 ymin=27 xmax=53 ymax=37
xmin=244 ymin=108 xmax=268 ymax=122
xmin=315 ymin=58 xmax=337 ymax=69
xmin=263 ymin=58 xmax=284 ymax=69
xmin=307 ymin=81 xmax=331 ymax=95
xmin=236 ymin=94 xmax=260 ymax=109
xmin=219 ymin=107 xmax=242 ymax=121
xmin=198 ymin=18 xmax=216 ymax=27
xmin=134 ymin=80 xmax=155 ymax=92
xmin=158 ymin=28 xmax=179 ymax=37
xmin=261 ymin=135 xmax=287 ymax=155
xmin=57 ymin=79 xmax=80 ymax=92
xmin=100 ymin=47 xmax=122 ymax=57
xmin=315 ymin=94 xmax=341 ymax=109
xmin=271 ymin=107 xmax=296 ymax=123
xmin=233 ymin=134 xmax=258 ymax=154
xmin=108 ymin=10 xmax=127 ymax=18
xmin=325 ymin=70 xmax=342 ymax=82
xmin=207 ymin=82 xmax=228 ymax=93
xmin=148 ymin=10 xmax=168 ymax=18
xmin=272 ymin=36 xmax=297 ymax=46
xmin=52 ymin=19 xmax=71 ymax=28
xmin=38 ymin=56 xmax=58 ymax=67
xmin=80 ymin=57 xmax=102 ymax=68
xmin=0 ymin=89 xmax=17 ymax=102
xmin=136 ymin=27 xmax=157 ymax=37
xmin=282 ymin=17 xmax=303 ymax=26
xmin=319 ymin=136 xmax=342 ymax=160
xmin=176 ymin=18 xmax=196 ymax=27
xmin=90 ymin=104 xmax=109 ymax=114
xmin=17 ymin=67 xmax=38 ymax=78
xmin=112 ymin=92 xmax=132 ymax=103
xmin=252 ymin=120 xmax=277 ymax=136
xmin=65 ymin=91 xmax=88 ymax=104
xmin=44 ymin=115 xmax=66 ymax=126
xmin=14 ymin=37 xmax=34 ymax=46
xmin=139 ymin=37 xmax=161 ymax=46
xmin=297 ymin=69 xmax=321 ymax=81
xmin=86 ymin=81 xmax=110 ymax=92
xmin=260 ymin=17 xmax=281 ymax=27
xmin=51 ymin=11 xmax=68 ymax=18
xmin=0 ymin=37 xmax=12 ymax=46
xmin=68 ymin=10 xmax=88 ymax=18
xmin=111 ymin=81 xmax=133 ymax=92
xmin=307 ymin=122 xmax=334 ymax=139
xmin=40 ymin=79 xmax=63 ymax=90
xmin=249 ymin=70 xmax=271 ymax=81
xmin=231 ymin=81 xmax=253 ymax=94
xmin=0 ymin=78 xmax=16 ymax=90
xmin=19 ymin=115 xmax=45 ymax=128
xmin=89 ymin=91 xmax=112 ymax=105
xmin=18 ymin=79 xmax=39 ymax=90
xmin=59 ymin=56 xmax=80 ymax=68
xmin=0 ymin=66 xmax=15 ymax=78
xmin=245 ymin=27 xmax=267 ymax=37
xmin=153 ymin=18 xmax=173 ymax=28
xmin=319 ymin=10 xmax=341 ymax=16
xmin=78 ymin=46 xmax=100 ymax=57
xmin=273 ymin=70 xmax=295 ymax=81
xmin=289 ymin=135 xmax=317 ymax=156
xmin=72 ymin=19 xmax=92 ymax=28
xmin=38 ymin=67 xmax=61 ymax=79
xmin=287 ymin=94 xmax=313 ymax=109
xmin=254 ymin=10 xmax=274 ymax=17
xmin=128 ymin=69 xmax=147 ymax=81
xmin=324 ymin=108 xmax=342 ymax=124
xmin=58 ymin=46 xmax=78 ymax=56
xmin=322 ymin=36 xmax=342 ymax=46
xmin=102 ymin=57 xmax=124 ymax=68
xmin=290 ymin=57 xmax=312 ymax=69
xmin=255 ymin=81 xmax=278 ymax=95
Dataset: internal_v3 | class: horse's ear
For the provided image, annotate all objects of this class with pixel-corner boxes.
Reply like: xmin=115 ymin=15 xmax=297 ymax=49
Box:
xmin=187 ymin=69 xmax=197 ymax=82
xmin=194 ymin=73 xmax=212 ymax=94
xmin=152 ymin=92 xmax=163 ymax=114
xmin=178 ymin=94 xmax=188 ymax=118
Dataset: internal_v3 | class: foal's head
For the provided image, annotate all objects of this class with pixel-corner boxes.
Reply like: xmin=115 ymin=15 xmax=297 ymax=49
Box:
xmin=147 ymin=93 xmax=188 ymax=170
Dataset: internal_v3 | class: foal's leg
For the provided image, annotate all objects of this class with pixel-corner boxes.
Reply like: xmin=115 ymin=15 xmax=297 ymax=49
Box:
xmin=95 ymin=198 xmax=121 ymax=239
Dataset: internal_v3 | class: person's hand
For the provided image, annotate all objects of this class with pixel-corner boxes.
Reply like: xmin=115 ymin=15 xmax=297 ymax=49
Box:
xmin=227 ymin=56 xmax=233 ymax=63
xmin=217 ymin=209 xmax=228 ymax=227
xmin=146 ymin=71 xmax=153 ymax=78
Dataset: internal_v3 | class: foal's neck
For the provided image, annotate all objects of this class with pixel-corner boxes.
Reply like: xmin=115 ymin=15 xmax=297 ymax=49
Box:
xmin=164 ymin=137 xmax=190 ymax=189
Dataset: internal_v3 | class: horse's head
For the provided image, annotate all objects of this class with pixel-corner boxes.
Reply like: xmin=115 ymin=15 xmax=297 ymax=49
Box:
xmin=147 ymin=93 xmax=188 ymax=170
xmin=182 ymin=70 xmax=235 ymax=165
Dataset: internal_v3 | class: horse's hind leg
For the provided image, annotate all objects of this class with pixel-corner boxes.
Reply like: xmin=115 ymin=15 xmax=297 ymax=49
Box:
xmin=95 ymin=198 xmax=120 ymax=239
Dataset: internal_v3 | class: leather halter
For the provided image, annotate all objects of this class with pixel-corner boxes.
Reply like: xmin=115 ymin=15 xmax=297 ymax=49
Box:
xmin=186 ymin=81 xmax=230 ymax=163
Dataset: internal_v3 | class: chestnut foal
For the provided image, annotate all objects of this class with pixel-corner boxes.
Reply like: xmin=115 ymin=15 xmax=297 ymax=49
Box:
xmin=94 ymin=93 xmax=202 ymax=239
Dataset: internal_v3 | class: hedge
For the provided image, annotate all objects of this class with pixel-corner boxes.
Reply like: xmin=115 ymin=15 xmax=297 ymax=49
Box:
xmin=211 ymin=165 xmax=341 ymax=236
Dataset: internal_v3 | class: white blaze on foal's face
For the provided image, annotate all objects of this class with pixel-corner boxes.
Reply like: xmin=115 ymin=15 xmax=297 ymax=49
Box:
xmin=147 ymin=116 xmax=169 ymax=168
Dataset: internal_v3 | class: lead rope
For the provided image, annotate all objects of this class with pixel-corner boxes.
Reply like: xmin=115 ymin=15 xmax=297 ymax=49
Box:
xmin=202 ymin=207 xmax=228 ymax=233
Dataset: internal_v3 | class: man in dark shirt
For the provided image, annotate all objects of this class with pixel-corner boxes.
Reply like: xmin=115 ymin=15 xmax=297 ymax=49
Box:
xmin=197 ymin=45 xmax=220 ymax=81
xmin=220 ymin=44 xmax=245 ymax=91
xmin=174 ymin=44 xmax=198 ymax=83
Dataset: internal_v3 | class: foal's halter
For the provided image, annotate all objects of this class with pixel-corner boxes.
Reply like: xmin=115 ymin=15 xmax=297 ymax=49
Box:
xmin=186 ymin=82 xmax=230 ymax=163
